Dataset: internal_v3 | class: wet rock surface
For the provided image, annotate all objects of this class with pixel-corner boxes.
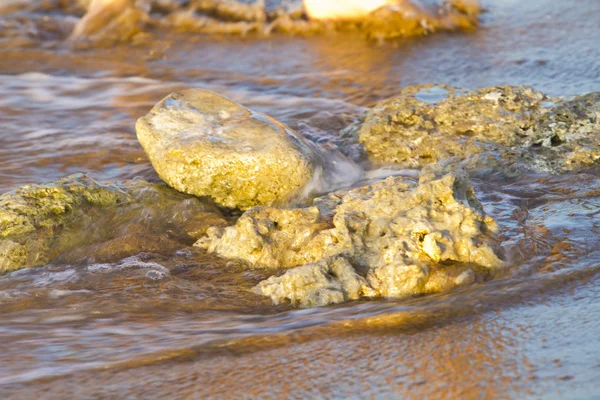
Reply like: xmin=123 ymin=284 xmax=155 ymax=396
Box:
xmin=255 ymin=256 xmax=374 ymax=308
xmin=358 ymin=85 xmax=548 ymax=167
xmin=0 ymin=174 xmax=227 ymax=272
xmin=198 ymin=172 xmax=503 ymax=306
xmin=5 ymin=84 xmax=597 ymax=307
xmin=136 ymin=89 xmax=361 ymax=210
xmin=357 ymin=85 xmax=600 ymax=174
xmin=529 ymin=92 xmax=600 ymax=172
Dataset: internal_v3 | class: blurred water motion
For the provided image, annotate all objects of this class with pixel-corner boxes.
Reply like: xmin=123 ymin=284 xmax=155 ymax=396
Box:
xmin=1 ymin=0 xmax=600 ymax=398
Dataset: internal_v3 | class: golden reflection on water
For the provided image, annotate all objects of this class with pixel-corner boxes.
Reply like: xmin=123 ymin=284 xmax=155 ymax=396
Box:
xmin=0 ymin=306 xmax=541 ymax=399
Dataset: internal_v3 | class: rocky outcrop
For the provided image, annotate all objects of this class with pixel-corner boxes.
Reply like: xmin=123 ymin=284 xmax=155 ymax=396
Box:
xmin=0 ymin=174 xmax=226 ymax=272
xmin=357 ymin=85 xmax=600 ymax=174
xmin=358 ymin=85 xmax=548 ymax=168
xmin=197 ymin=172 xmax=504 ymax=306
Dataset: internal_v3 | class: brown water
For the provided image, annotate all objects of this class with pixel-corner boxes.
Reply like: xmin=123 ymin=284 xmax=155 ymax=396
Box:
xmin=1 ymin=0 xmax=600 ymax=398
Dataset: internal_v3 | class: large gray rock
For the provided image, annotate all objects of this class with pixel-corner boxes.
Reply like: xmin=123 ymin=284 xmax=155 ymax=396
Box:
xmin=136 ymin=89 xmax=361 ymax=209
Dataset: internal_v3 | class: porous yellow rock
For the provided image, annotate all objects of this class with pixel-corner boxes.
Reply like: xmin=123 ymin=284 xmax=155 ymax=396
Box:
xmin=197 ymin=172 xmax=504 ymax=306
xmin=358 ymin=85 xmax=548 ymax=168
xmin=255 ymin=256 xmax=375 ymax=308
xmin=358 ymin=86 xmax=600 ymax=174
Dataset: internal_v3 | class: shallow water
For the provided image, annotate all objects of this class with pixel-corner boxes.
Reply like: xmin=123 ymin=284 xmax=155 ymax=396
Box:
xmin=1 ymin=0 xmax=600 ymax=398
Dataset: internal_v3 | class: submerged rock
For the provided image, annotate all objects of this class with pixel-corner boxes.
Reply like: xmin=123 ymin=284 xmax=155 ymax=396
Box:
xmin=0 ymin=174 xmax=129 ymax=272
xmin=0 ymin=174 xmax=227 ymax=273
xmin=358 ymin=85 xmax=600 ymax=174
xmin=197 ymin=172 xmax=503 ymax=306
xmin=136 ymin=89 xmax=362 ymax=210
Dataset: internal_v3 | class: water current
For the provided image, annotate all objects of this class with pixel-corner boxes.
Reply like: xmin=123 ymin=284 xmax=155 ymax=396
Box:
xmin=0 ymin=0 xmax=599 ymax=398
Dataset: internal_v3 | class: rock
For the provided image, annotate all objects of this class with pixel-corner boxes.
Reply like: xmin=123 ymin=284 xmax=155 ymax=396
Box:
xmin=0 ymin=174 xmax=130 ymax=272
xmin=160 ymin=0 xmax=479 ymax=38
xmin=303 ymin=0 xmax=480 ymax=39
xmin=357 ymin=85 xmax=600 ymax=174
xmin=254 ymin=256 xmax=375 ymax=308
xmin=136 ymin=89 xmax=361 ymax=210
xmin=527 ymin=92 xmax=600 ymax=172
xmin=198 ymin=206 xmax=338 ymax=268
xmin=0 ymin=174 xmax=227 ymax=272
xmin=192 ymin=0 xmax=266 ymax=22
xmin=198 ymin=172 xmax=504 ymax=306
xmin=0 ymin=173 xmax=129 ymax=240
xmin=358 ymin=85 xmax=548 ymax=168
xmin=353 ymin=0 xmax=480 ymax=40
xmin=198 ymin=172 xmax=502 ymax=269
xmin=367 ymin=262 xmax=488 ymax=298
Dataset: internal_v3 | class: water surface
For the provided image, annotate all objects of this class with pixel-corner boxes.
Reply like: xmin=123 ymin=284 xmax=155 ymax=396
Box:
xmin=1 ymin=0 xmax=599 ymax=398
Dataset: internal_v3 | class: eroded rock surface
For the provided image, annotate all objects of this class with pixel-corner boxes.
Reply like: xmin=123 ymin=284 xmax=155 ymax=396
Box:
xmin=358 ymin=85 xmax=548 ymax=167
xmin=137 ymin=89 xmax=361 ymax=210
xmin=357 ymin=85 xmax=600 ymax=174
xmin=255 ymin=256 xmax=375 ymax=308
xmin=197 ymin=172 xmax=503 ymax=306
xmin=528 ymin=92 xmax=600 ymax=172
xmin=0 ymin=174 xmax=227 ymax=272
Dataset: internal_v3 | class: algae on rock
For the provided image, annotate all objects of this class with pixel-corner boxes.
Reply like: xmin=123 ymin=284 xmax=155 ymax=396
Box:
xmin=197 ymin=172 xmax=504 ymax=306
xmin=0 ymin=174 xmax=227 ymax=273
xmin=0 ymin=174 xmax=130 ymax=272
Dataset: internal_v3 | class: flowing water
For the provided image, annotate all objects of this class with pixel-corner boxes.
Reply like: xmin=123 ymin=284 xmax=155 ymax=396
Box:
xmin=1 ymin=0 xmax=600 ymax=398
